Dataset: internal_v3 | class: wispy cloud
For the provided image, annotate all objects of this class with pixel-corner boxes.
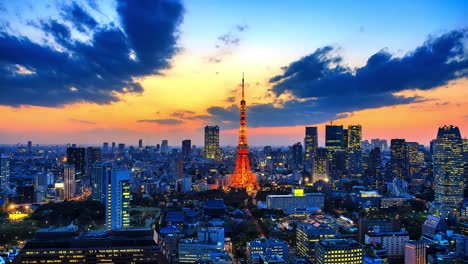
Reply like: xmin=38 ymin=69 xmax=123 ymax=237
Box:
xmin=205 ymin=24 xmax=249 ymax=64
xmin=137 ymin=118 xmax=183 ymax=125
xmin=68 ymin=118 xmax=96 ymax=125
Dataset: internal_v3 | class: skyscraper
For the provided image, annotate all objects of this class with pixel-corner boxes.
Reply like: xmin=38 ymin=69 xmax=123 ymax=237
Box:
xmin=138 ymin=139 xmax=143 ymax=150
xmin=161 ymin=140 xmax=169 ymax=154
xmin=182 ymin=139 xmax=191 ymax=158
xmin=367 ymin=147 xmax=381 ymax=177
xmin=0 ymin=155 xmax=10 ymax=200
xmin=390 ymin=139 xmax=409 ymax=179
xmin=204 ymin=126 xmax=220 ymax=160
xmin=174 ymin=159 xmax=184 ymax=179
xmin=347 ymin=125 xmax=363 ymax=177
xmin=91 ymin=161 xmax=112 ymax=204
xmin=27 ymin=141 xmax=32 ymax=152
xmin=118 ymin=143 xmax=125 ymax=153
xmin=312 ymin=148 xmax=329 ymax=184
xmin=407 ymin=142 xmax=420 ymax=176
xmin=305 ymin=126 xmax=318 ymax=163
xmin=86 ymin=147 xmax=101 ymax=179
xmin=103 ymin=142 xmax=109 ymax=153
xmin=106 ymin=169 xmax=131 ymax=230
xmin=325 ymin=125 xmax=344 ymax=172
xmin=290 ymin=142 xmax=303 ymax=169
xmin=433 ymin=125 xmax=464 ymax=215
xmin=67 ymin=147 xmax=86 ymax=180
xmin=111 ymin=142 xmax=116 ymax=152
xmin=225 ymin=74 xmax=260 ymax=194
xmin=63 ymin=164 xmax=76 ymax=200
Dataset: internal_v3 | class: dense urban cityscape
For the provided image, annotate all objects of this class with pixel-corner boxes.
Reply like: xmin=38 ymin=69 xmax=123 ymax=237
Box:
xmin=0 ymin=0 xmax=467 ymax=263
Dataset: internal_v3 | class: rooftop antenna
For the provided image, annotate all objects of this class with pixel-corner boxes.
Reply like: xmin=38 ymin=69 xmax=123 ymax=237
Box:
xmin=242 ymin=72 xmax=245 ymax=100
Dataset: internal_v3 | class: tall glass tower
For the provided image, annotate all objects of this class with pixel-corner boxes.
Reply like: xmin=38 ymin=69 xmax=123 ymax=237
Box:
xmin=433 ymin=125 xmax=464 ymax=215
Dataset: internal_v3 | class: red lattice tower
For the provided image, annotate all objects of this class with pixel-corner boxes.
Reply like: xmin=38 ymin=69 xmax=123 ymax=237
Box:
xmin=224 ymin=74 xmax=260 ymax=195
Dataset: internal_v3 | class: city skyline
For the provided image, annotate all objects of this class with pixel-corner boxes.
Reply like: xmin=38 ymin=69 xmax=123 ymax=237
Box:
xmin=0 ymin=0 xmax=467 ymax=146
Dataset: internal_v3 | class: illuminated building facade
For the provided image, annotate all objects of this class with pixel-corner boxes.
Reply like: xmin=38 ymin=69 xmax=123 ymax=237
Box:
xmin=305 ymin=126 xmax=318 ymax=163
xmin=365 ymin=230 xmax=409 ymax=263
xmin=224 ymin=74 xmax=260 ymax=194
xmin=296 ymin=222 xmax=335 ymax=262
xmin=390 ymin=139 xmax=409 ymax=179
xmin=405 ymin=240 xmax=431 ymax=264
xmin=315 ymin=239 xmax=363 ymax=264
xmin=266 ymin=190 xmax=324 ymax=214
xmin=204 ymin=126 xmax=220 ymax=160
xmin=312 ymin=148 xmax=329 ymax=184
xmin=347 ymin=125 xmax=363 ymax=177
xmin=433 ymin=125 xmax=464 ymax=215
xmin=63 ymin=164 xmax=76 ymax=200
xmin=67 ymin=147 xmax=86 ymax=179
xmin=14 ymin=227 xmax=160 ymax=263
xmin=246 ymin=238 xmax=288 ymax=264
xmin=325 ymin=125 xmax=344 ymax=171
xmin=106 ymin=169 xmax=131 ymax=230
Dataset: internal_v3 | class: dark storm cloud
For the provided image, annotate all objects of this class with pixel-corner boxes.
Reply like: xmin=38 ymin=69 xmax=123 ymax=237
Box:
xmin=0 ymin=0 xmax=184 ymax=107
xmin=137 ymin=118 xmax=183 ymax=125
xmin=270 ymin=29 xmax=467 ymax=98
xmin=61 ymin=2 xmax=98 ymax=32
xmin=204 ymin=29 xmax=467 ymax=128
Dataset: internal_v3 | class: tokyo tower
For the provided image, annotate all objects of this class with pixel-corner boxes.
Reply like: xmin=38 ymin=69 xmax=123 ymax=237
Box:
xmin=224 ymin=74 xmax=260 ymax=195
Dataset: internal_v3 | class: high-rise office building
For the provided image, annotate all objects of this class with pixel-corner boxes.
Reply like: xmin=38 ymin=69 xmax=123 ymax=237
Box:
xmin=118 ymin=143 xmax=125 ymax=153
xmin=326 ymin=125 xmax=344 ymax=150
xmin=407 ymin=142 xmax=421 ymax=176
xmin=204 ymin=126 xmax=220 ymax=160
xmin=371 ymin=139 xmax=388 ymax=152
xmin=347 ymin=125 xmax=363 ymax=176
xmin=326 ymin=125 xmax=344 ymax=171
xmin=27 ymin=141 xmax=32 ymax=152
xmin=106 ymin=169 xmax=131 ymax=230
xmin=67 ymin=147 xmax=86 ymax=180
xmin=315 ymin=239 xmax=363 ymax=264
xmin=390 ymin=139 xmax=409 ymax=179
xmin=86 ymin=147 xmax=101 ymax=179
xmin=161 ymin=140 xmax=169 ymax=154
xmin=343 ymin=128 xmax=349 ymax=149
xmin=290 ymin=142 xmax=303 ymax=169
xmin=313 ymin=148 xmax=329 ymax=183
xmin=63 ymin=164 xmax=76 ymax=200
xmin=111 ymin=142 xmax=116 ymax=152
xmin=0 ymin=155 xmax=10 ymax=200
xmin=182 ymin=139 xmax=191 ymax=158
xmin=367 ymin=147 xmax=381 ymax=177
xmin=102 ymin=142 xmax=109 ymax=153
xmin=305 ymin=126 xmax=318 ymax=163
xmin=174 ymin=159 xmax=184 ymax=179
xmin=433 ymin=125 xmax=464 ymax=215
xmin=91 ymin=161 xmax=112 ymax=204
xmin=138 ymin=139 xmax=143 ymax=150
